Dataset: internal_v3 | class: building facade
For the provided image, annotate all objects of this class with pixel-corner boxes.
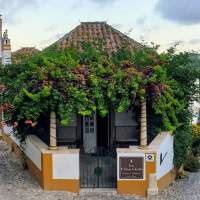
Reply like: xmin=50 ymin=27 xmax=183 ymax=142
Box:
xmin=1 ymin=22 xmax=175 ymax=198
xmin=0 ymin=15 xmax=11 ymax=132
xmin=0 ymin=15 xmax=11 ymax=65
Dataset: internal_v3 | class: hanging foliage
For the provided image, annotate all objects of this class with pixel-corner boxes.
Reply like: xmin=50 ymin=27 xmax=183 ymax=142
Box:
xmin=0 ymin=43 xmax=195 ymax=143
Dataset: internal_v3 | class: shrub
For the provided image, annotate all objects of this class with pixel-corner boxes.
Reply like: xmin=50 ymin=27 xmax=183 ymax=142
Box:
xmin=192 ymin=124 xmax=200 ymax=155
xmin=174 ymin=124 xmax=192 ymax=168
xmin=192 ymin=124 xmax=200 ymax=142
xmin=184 ymin=151 xmax=200 ymax=172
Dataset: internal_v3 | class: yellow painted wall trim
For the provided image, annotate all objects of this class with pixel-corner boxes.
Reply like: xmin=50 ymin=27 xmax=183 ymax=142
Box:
xmin=117 ymin=153 xmax=156 ymax=197
xmin=2 ymin=132 xmax=175 ymax=195
xmin=2 ymin=132 xmax=43 ymax=185
xmin=157 ymin=169 xmax=176 ymax=192
xmin=26 ymin=157 xmax=43 ymax=187
xmin=2 ymin=132 xmax=80 ymax=193
xmin=2 ymin=131 xmax=22 ymax=158
xmin=42 ymin=153 xmax=80 ymax=193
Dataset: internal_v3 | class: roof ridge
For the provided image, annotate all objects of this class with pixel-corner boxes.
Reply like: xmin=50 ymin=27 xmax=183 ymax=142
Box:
xmin=106 ymin=24 xmax=141 ymax=47
xmin=81 ymin=21 xmax=107 ymax=24
xmin=57 ymin=24 xmax=81 ymax=43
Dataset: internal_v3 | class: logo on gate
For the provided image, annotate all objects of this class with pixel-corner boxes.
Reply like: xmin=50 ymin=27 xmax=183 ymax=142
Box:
xmin=94 ymin=167 xmax=103 ymax=176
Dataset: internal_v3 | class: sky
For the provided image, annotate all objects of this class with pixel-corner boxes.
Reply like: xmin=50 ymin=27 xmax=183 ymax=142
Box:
xmin=1 ymin=0 xmax=200 ymax=52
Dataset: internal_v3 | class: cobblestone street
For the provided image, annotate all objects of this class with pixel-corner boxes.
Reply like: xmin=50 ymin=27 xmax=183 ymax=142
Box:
xmin=0 ymin=140 xmax=200 ymax=200
xmin=159 ymin=172 xmax=200 ymax=200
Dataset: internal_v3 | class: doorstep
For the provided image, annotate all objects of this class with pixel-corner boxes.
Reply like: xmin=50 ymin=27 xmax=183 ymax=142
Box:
xmin=80 ymin=188 xmax=117 ymax=195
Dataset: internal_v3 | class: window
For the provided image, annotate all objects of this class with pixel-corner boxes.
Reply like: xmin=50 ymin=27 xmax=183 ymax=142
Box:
xmin=115 ymin=110 xmax=136 ymax=126
xmin=57 ymin=114 xmax=78 ymax=144
xmin=115 ymin=109 xmax=139 ymax=143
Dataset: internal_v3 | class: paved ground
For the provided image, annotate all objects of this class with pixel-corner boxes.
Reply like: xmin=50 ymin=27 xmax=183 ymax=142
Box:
xmin=159 ymin=172 xmax=200 ymax=200
xmin=0 ymin=140 xmax=200 ymax=200
xmin=0 ymin=140 xmax=144 ymax=200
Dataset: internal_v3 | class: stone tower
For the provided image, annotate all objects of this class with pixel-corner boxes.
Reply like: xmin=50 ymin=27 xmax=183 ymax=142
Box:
xmin=0 ymin=15 xmax=11 ymax=65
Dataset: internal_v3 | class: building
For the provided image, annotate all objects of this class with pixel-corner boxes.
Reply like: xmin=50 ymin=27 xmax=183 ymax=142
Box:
xmin=192 ymin=79 xmax=200 ymax=124
xmin=0 ymin=15 xmax=11 ymax=65
xmin=0 ymin=15 xmax=11 ymax=132
xmin=1 ymin=22 xmax=175 ymax=198
xmin=12 ymin=47 xmax=39 ymax=64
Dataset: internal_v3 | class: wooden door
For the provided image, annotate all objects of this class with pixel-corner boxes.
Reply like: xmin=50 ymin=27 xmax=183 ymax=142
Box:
xmin=83 ymin=113 xmax=97 ymax=153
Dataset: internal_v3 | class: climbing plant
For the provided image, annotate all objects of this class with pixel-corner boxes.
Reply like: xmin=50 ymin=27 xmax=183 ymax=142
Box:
xmin=165 ymin=50 xmax=200 ymax=168
xmin=0 ymin=43 xmax=200 ymax=167
xmin=0 ymin=45 xmax=177 ymax=132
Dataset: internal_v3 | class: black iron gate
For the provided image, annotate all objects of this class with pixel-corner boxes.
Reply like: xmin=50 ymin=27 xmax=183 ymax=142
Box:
xmin=80 ymin=148 xmax=117 ymax=188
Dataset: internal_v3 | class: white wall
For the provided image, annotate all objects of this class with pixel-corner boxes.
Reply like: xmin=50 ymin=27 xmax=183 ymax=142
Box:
xmin=52 ymin=153 xmax=79 ymax=179
xmin=2 ymin=127 xmax=42 ymax=171
xmin=156 ymin=134 xmax=174 ymax=180
xmin=191 ymin=79 xmax=200 ymax=124
xmin=3 ymin=125 xmax=20 ymax=146
xmin=2 ymin=50 xmax=11 ymax=64
xmin=24 ymin=137 xmax=42 ymax=170
xmin=3 ymin=124 xmax=13 ymax=135
xmin=192 ymin=100 xmax=200 ymax=124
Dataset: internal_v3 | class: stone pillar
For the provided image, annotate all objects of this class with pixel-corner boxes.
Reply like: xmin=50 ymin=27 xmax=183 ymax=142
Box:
xmin=49 ymin=111 xmax=57 ymax=150
xmin=140 ymin=98 xmax=147 ymax=147
xmin=147 ymin=173 xmax=158 ymax=200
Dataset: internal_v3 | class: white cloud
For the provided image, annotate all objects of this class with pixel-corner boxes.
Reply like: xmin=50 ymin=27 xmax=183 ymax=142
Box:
xmin=0 ymin=0 xmax=37 ymax=24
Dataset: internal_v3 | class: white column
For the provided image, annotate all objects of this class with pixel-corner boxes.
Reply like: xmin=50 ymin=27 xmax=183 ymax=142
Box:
xmin=147 ymin=173 xmax=158 ymax=200
xmin=140 ymin=99 xmax=147 ymax=147
xmin=49 ymin=111 xmax=57 ymax=150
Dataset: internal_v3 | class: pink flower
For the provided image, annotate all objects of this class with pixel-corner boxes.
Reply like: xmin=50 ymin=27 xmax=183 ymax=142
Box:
xmin=24 ymin=120 xmax=37 ymax=127
xmin=13 ymin=122 xmax=18 ymax=128
xmin=31 ymin=121 xmax=37 ymax=127
xmin=25 ymin=120 xmax=33 ymax=124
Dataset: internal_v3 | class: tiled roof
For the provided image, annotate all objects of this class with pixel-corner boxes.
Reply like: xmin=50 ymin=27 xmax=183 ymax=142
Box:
xmin=12 ymin=47 xmax=40 ymax=64
xmin=56 ymin=22 xmax=142 ymax=54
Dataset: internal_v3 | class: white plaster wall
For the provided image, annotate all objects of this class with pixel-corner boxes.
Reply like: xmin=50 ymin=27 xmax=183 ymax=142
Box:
xmin=24 ymin=137 xmax=42 ymax=170
xmin=117 ymin=152 xmax=145 ymax=180
xmin=191 ymin=79 xmax=200 ymax=124
xmin=2 ymin=127 xmax=42 ymax=170
xmin=52 ymin=153 xmax=79 ymax=179
xmin=156 ymin=134 xmax=174 ymax=180
xmin=3 ymin=125 xmax=20 ymax=146
xmin=3 ymin=124 xmax=13 ymax=135
xmin=192 ymin=100 xmax=200 ymax=124
xmin=2 ymin=50 xmax=11 ymax=64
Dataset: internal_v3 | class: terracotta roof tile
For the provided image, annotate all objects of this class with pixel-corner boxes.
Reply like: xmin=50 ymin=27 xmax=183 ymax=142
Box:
xmin=56 ymin=22 xmax=142 ymax=54
xmin=12 ymin=47 xmax=40 ymax=64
